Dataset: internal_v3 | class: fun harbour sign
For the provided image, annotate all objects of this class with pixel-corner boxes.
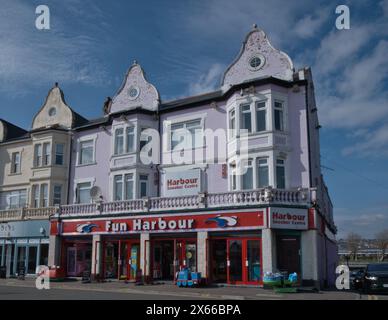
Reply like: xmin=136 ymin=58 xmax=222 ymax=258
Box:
xmin=106 ymin=217 xmax=195 ymax=232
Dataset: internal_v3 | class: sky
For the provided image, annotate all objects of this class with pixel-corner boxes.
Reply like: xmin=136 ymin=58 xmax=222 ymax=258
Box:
xmin=0 ymin=0 xmax=387 ymax=238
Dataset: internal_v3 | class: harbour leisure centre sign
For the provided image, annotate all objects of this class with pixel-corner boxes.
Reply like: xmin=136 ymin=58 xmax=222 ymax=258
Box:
xmin=164 ymin=169 xmax=200 ymax=197
xmin=268 ymin=208 xmax=308 ymax=230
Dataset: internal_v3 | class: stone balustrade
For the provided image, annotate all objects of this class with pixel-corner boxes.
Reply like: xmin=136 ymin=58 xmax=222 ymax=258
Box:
xmin=0 ymin=188 xmax=312 ymax=222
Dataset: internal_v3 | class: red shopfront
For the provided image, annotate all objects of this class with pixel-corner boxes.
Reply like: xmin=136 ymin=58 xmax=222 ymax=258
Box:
xmin=52 ymin=210 xmax=265 ymax=284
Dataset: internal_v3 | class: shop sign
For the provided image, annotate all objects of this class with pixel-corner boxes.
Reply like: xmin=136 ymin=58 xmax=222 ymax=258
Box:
xmin=0 ymin=220 xmax=49 ymax=238
xmin=60 ymin=211 xmax=265 ymax=235
xmin=164 ymin=169 xmax=200 ymax=197
xmin=269 ymin=208 xmax=308 ymax=230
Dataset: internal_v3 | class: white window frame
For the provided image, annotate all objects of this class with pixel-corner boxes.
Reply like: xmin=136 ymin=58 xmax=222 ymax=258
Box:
xmin=43 ymin=142 xmax=51 ymax=166
xmin=240 ymin=104 xmax=252 ymax=134
xmin=73 ymin=178 xmax=95 ymax=204
xmin=112 ymin=124 xmax=137 ymax=156
xmin=255 ymin=100 xmax=268 ymax=132
xmin=55 ymin=143 xmax=65 ymax=165
xmin=164 ymin=113 xmax=206 ymax=152
xmin=76 ymin=135 xmax=97 ymax=166
xmin=41 ymin=183 xmax=49 ymax=207
xmin=138 ymin=174 xmax=149 ymax=198
xmin=32 ymin=184 xmax=40 ymax=208
xmin=53 ymin=184 xmax=62 ymax=206
xmin=112 ymin=172 xmax=135 ymax=201
xmin=11 ymin=151 xmax=21 ymax=174
xmin=34 ymin=144 xmax=42 ymax=167
xmin=275 ymin=158 xmax=286 ymax=189
xmin=272 ymin=93 xmax=288 ymax=132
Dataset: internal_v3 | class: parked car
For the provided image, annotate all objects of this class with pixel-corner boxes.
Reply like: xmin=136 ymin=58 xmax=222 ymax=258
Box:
xmin=360 ymin=263 xmax=388 ymax=293
xmin=350 ymin=269 xmax=365 ymax=290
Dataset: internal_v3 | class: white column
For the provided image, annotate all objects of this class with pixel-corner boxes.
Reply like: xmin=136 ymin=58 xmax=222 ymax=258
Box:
xmin=48 ymin=235 xmax=60 ymax=267
xmin=91 ymin=234 xmax=102 ymax=278
xmin=197 ymin=231 xmax=208 ymax=280
xmin=140 ymin=233 xmax=150 ymax=280
xmin=301 ymin=230 xmax=319 ymax=285
xmin=262 ymin=228 xmax=276 ymax=274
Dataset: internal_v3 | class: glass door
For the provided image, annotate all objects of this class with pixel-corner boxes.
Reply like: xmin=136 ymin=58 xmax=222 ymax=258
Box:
xmin=227 ymin=238 xmax=261 ymax=285
xmin=246 ymin=239 xmax=261 ymax=284
xmin=67 ymin=247 xmax=76 ymax=276
xmin=227 ymin=239 xmax=243 ymax=284
xmin=129 ymin=244 xmax=140 ymax=280
xmin=27 ymin=246 xmax=38 ymax=274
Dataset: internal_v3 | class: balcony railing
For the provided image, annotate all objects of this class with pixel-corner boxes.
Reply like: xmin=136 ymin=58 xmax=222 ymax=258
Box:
xmin=0 ymin=206 xmax=57 ymax=222
xmin=0 ymin=187 xmax=311 ymax=221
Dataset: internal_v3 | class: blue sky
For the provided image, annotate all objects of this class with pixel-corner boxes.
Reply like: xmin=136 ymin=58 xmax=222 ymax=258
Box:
xmin=1 ymin=0 xmax=387 ymax=238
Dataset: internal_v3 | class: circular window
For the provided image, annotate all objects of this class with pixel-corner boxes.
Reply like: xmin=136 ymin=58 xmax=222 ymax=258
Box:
xmin=248 ymin=55 xmax=265 ymax=70
xmin=48 ymin=107 xmax=57 ymax=117
xmin=128 ymin=86 xmax=140 ymax=100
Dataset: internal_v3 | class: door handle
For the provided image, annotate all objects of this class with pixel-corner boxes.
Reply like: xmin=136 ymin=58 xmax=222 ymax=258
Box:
xmin=245 ymin=261 xmax=249 ymax=267
xmin=227 ymin=260 xmax=230 ymax=267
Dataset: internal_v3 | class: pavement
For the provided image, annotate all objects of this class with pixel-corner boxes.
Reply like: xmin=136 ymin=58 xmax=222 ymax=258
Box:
xmin=0 ymin=277 xmax=387 ymax=300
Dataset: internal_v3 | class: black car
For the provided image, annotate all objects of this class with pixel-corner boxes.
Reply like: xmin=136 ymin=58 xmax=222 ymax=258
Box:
xmin=360 ymin=263 xmax=388 ymax=293
xmin=350 ymin=269 xmax=365 ymax=290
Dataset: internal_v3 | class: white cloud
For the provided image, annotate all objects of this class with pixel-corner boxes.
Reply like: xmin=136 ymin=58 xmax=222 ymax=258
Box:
xmin=294 ymin=6 xmax=330 ymax=39
xmin=187 ymin=63 xmax=224 ymax=96
xmin=0 ymin=0 xmax=111 ymax=95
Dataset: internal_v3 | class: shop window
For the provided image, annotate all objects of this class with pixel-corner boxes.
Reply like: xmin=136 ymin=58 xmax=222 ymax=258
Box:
xmin=17 ymin=246 xmax=26 ymax=274
xmin=39 ymin=244 xmax=49 ymax=266
xmin=11 ymin=152 xmax=21 ymax=174
xmin=55 ymin=143 xmax=64 ymax=165
xmin=28 ymin=246 xmax=37 ymax=274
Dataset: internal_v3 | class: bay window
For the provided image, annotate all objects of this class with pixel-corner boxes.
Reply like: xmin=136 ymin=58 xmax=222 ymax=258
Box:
xmin=55 ymin=144 xmax=64 ymax=165
xmin=257 ymin=158 xmax=269 ymax=187
xmin=126 ymin=127 xmax=135 ymax=152
xmin=242 ymin=159 xmax=253 ymax=190
xmin=139 ymin=175 xmax=148 ymax=198
xmin=240 ymin=104 xmax=252 ymax=133
xmin=41 ymin=184 xmax=48 ymax=207
xmin=43 ymin=143 xmax=51 ymax=166
xmin=114 ymin=175 xmax=123 ymax=201
xmin=256 ymin=101 xmax=267 ymax=132
xmin=229 ymin=109 xmax=236 ymax=138
xmin=276 ymin=159 xmax=286 ymax=189
xmin=114 ymin=128 xmax=124 ymax=155
xmin=34 ymin=144 xmax=42 ymax=167
xmin=53 ymin=185 xmax=62 ymax=205
xmin=274 ymin=101 xmax=284 ymax=131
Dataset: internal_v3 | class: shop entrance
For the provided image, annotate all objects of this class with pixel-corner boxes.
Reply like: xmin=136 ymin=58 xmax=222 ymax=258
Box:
xmin=211 ymin=238 xmax=262 ymax=285
xmin=276 ymin=235 xmax=301 ymax=276
xmin=152 ymin=239 xmax=197 ymax=281
xmin=66 ymin=244 xmax=92 ymax=277
xmin=103 ymin=240 xmax=140 ymax=280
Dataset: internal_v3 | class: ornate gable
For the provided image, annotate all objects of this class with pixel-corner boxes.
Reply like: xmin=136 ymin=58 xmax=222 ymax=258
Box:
xmin=222 ymin=25 xmax=294 ymax=87
xmin=109 ymin=62 xmax=160 ymax=114
xmin=32 ymin=84 xmax=77 ymax=130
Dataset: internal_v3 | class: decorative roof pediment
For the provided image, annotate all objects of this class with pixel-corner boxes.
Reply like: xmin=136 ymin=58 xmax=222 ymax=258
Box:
xmin=32 ymin=84 xmax=85 ymax=130
xmin=108 ymin=62 xmax=160 ymax=114
xmin=222 ymin=25 xmax=294 ymax=87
